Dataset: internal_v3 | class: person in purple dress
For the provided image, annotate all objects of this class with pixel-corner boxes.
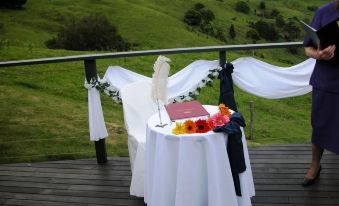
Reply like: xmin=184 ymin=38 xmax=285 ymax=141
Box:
xmin=302 ymin=0 xmax=339 ymax=186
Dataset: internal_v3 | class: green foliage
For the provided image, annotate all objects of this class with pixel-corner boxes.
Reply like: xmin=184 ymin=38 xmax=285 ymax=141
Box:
xmin=0 ymin=39 xmax=10 ymax=49
xmin=194 ymin=3 xmax=205 ymax=10
xmin=229 ymin=24 xmax=236 ymax=39
xmin=307 ymin=5 xmax=318 ymax=12
xmin=183 ymin=3 xmax=216 ymax=38
xmin=45 ymin=14 xmax=130 ymax=51
xmin=215 ymin=27 xmax=227 ymax=42
xmin=275 ymin=15 xmax=286 ymax=27
xmin=200 ymin=9 xmax=215 ymax=22
xmin=184 ymin=3 xmax=215 ymax=27
xmin=269 ymin=9 xmax=280 ymax=18
xmin=235 ymin=1 xmax=250 ymax=14
xmin=0 ymin=23 xmax=8 ymax=49
xmin=282 ymin=18 xmax=301 ymax=41
xmin=0 ymin=0 xmax=27 ymax=8
xmin=199 ymin=22 xmax=215 ymax=36
xmin=259 ymin=1 xmax=266 ymax=10
xmin=246 ymin=29 xmax=260 ymax=42
xmin=184 ymin=9 xmax=202 ymax=26
xmin=0 ymin=23 xmax=4 ymax=35
xmin=284 ymin=0 xmax=301 ymax=9
xmin=287 ymin=47 xmax=299 ymax=55
xmin=251 ymin=20 xmax=279 ymax=41
xmin=256 ymin=8 xmax=280 ymax=19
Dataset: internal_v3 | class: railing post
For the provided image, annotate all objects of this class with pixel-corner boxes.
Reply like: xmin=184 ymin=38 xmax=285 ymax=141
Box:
xmin=218 ymin=51 xmax=238 ymax=111
xmin=249 ymin=100 xmax=254 ymax=140
xmin=84 ymin=59 xmax=108 ymax=164
xmin=219 ymin=51 xmax=226 ymax=68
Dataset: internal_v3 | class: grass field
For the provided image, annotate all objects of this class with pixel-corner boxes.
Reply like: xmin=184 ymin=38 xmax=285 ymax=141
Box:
xmin=0 ymin=0 xmax=327 ymax=163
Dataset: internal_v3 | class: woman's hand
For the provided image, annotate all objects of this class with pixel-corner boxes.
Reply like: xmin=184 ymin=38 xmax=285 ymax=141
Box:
xmin=305 ymin=45 xmax=336 ymax=60
xmin=316 ymin=45 xmax=336 ymax=60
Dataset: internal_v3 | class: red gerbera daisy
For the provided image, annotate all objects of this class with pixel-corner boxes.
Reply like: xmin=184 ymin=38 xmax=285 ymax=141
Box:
xmin=195 ymin=119 xmax=211 ymax=133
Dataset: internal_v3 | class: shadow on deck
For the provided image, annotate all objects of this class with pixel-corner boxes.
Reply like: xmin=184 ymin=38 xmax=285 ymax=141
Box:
xmin=0 ymin=144 xmax=339 ymax=206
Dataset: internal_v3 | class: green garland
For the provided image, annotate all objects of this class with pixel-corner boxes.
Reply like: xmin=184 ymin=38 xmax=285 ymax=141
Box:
xmin=84 ymin=66 xmax=221 ymax=104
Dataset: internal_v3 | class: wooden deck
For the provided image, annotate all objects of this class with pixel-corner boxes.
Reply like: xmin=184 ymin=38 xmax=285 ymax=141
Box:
xmin=0 ymin=144 xmax=339 ymax=206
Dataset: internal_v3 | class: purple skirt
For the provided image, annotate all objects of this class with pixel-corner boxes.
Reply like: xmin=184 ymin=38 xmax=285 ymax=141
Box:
xmin=312 ymin=88 xmax=339 ymax=154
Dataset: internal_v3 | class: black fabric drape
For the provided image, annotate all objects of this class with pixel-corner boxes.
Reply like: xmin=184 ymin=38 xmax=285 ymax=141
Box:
xmin=214 ymin=112 xmax=246 ymax=196
xmin=218 ymin=62 xmax=238 ymax=112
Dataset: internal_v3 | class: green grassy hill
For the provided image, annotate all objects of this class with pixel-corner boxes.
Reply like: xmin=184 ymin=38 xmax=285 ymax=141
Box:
xmin=0 ymin=0 xmax=327 ymax=163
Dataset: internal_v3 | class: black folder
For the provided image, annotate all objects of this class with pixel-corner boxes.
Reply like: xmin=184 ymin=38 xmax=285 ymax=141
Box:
xmin=300 ymin=18 xmax=339 ymax=64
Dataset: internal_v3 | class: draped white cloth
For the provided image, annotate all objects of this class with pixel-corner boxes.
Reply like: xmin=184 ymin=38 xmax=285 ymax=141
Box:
xmin=103 ymin=57 xmax=315 ymax=102
xmin=104 ymin=60 xmax=221 ymax=103
xmin=87 ymin=88 xmax=108 ymax=141
xmin=104 ymin=66 xmax=150 ymax=92
xmin=232 ymin=57 xmax=315 ymax=99
xmin=86 ymin=57 xmax=315 ymax=141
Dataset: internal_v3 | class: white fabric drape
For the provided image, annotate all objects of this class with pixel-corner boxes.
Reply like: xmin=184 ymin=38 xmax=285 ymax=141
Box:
xmin=104 ymin=66 xmax=150 ymax=92
xmin=104 ymin=60 xmax=221 ymax=103
xmin=167 ymin=60 xmax=220 ymax=102
xmin=103 ymin=57 xmax=315 ymax=101
xmin=232 ymin=57 xmax=315 ymax=99
xmin=86 ymin=57 xmax=315 ymax=141
xmin=88 ymin=88 xmax=108 ymax=141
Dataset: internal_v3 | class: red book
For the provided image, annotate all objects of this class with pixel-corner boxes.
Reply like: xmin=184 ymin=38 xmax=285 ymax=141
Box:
xmin=165 ymin=101 xmax=210 ymax=121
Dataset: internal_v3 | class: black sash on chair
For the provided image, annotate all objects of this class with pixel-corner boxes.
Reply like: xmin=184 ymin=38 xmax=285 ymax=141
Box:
xmin=218 ymin=62 xmax=238 ymax=112
xmin=214 ymin=112 xmax=246 ymax=196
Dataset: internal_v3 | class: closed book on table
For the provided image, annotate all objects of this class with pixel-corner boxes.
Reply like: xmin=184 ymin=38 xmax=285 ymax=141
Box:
xmin=300 ymin=18 xmax=339 ymax=64
xmin=165 ymin=100 xmax=210 ymax=121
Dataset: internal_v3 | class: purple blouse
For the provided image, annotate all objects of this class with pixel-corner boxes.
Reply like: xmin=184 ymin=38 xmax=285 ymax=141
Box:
xmin=303 ymin=2 xmax=339 ymax=93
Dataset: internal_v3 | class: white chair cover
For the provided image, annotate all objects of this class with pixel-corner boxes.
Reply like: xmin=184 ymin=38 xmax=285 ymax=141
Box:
xmin=120 ymin=81 xmax=158 ymax=197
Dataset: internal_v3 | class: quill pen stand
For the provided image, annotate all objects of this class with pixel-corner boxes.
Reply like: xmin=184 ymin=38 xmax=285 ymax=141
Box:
xmin=155 ymin=99 xmax=167 ymax=128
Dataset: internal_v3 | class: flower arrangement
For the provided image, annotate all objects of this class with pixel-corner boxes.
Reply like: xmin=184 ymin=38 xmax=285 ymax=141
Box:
xmin=172 ymin=104 xmax=231 ymax=135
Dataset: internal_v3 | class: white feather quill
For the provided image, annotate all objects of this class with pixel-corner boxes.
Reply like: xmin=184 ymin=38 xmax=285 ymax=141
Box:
xmin=151 ymin=55 xmax=171 ymax=104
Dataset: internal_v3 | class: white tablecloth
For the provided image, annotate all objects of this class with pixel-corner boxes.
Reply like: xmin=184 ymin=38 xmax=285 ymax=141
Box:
xmin=144 ymin=105 xmax=255 ymax=206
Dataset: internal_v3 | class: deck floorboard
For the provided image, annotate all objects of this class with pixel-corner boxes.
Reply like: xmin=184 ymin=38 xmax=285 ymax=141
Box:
xmin=1 ymin=144 xmax=338 ymax=205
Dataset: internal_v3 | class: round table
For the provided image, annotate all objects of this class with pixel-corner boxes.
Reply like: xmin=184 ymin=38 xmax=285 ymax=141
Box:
xmin=144 ymin=105 xmax=255 ymax=206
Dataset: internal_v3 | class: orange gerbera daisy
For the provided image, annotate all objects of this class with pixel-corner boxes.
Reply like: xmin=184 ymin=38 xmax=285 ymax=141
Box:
xmin=184 ymin=120 xmax=196 ymax=134
xmin=195 ymin=119 xmax=211 ymax=133
xmin=219 ymin=104 xmax=231 ymax=117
